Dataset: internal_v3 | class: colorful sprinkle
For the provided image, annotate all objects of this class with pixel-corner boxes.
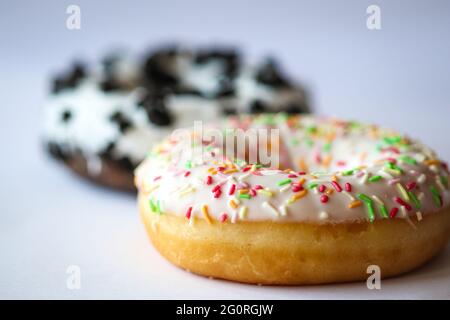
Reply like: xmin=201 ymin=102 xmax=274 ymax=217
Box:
xmin=277 ymin=178 xmax=292 ymax=186
xmin=331 ymin=181 xmax=342 ymax=192
xmin=368 ymin=175 xmax=383 ymax=183
xmin=201 ymin=205 xmax=213 ymax=224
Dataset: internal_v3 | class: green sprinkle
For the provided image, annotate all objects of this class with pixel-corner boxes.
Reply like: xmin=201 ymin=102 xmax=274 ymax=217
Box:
xmin=149 ymin=198 xmax=157 ymax=214
xmin=239 ymin=193 xmax=251 ymax=200
xmin=290 ymin=138 xmax=300 ymax=146
xmin=408 ymin=191 xmax=421 ymax=209
xmin=277 ymin=179 xmax=292 ymax=186
xmin=305 ymin=138 xmax=314 ymax=148
xmin=385 ymin=162 xmax=403 ymax=174
xmin=342 ymin=169 xmax=354 ymax=176
xmin=440 ymin=176 xmax=449 ymax=188
xmin=357 ymin=193 xmax=373 ymax=204
xmin=383 ymin=136 xmax=401 ymax=145
xmin=185 ymin=161 xmax=192 ymax=169
xmin=307 ymin=182 xmax=318 ymax=189
xmin=255 ymin=164 xmax=264 ymax=169
xmin=379 ymin=205 xmax=389 ymax=218
xmin=399 ymin=155 xmax=417 ymax=165
xmin=430 ymin=186 xmax=441 ymax=207
xmin=306 ymin=125 xmax=317 ymax=134
xmin=366 ymin=202 xmax=375 ymax=222
xmin=323 ymin=142 xmax=332 ymax=152
xmin=368 ymin=175 xmax=383 ymax=183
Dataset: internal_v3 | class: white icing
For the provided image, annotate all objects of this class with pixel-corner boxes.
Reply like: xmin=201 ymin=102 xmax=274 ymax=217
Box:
xmin=135 ymin=115 xmax=450 ymax=223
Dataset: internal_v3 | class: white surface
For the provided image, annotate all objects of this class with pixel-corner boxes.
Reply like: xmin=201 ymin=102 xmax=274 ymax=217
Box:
xmin=1 ymin=0 xmax=450 ymax=299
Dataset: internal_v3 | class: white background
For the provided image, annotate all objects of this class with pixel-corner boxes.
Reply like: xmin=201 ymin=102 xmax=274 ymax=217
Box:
xmin=1 ymin=0 xmax=450 ymax=299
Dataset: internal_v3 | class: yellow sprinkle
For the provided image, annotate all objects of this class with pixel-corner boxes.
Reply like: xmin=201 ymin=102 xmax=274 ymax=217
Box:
xmin=257 ymin=189 xmax=273 ymax=197
xmin=201 ymin=205 xmax=213 ymax=224
xmin=332 ymin=175 xmax=338 ymax=182
xmin=224 ymin=169 xmax=238 ymax=174
xmin=179 ymin=187 xmax=196 ymax=197
xmin=396 ymin=183 xmax=409 ymax=201
xmin=288 ymin=189 xmax=308 ymax=204
xmin=348 ymin=200 xmax=362 ymax=209
xmin=239 ymin=206 xmax=248 ymax=219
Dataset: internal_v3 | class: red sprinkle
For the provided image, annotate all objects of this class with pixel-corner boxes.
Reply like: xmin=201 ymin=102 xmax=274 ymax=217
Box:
xmin=184 ymin=171 xmax=191 ymax=177
xmin=315 ymin=152 xmax=322 ymax=164
xmin=249 ymin=189 xmax=257 ymax=197
xmin=318 ymin=185 xmax=326 ymax=193
xmin=291 ymin=184 xmax=304 ymax=192
xmin=253 ymin=185 xmax=263 ymax=190
xmin=406 ymin=182 xmax=416 ymax=191
xmin=228 ymin=184 xmax=236 ymax=195
xmin=288 ymin=174 xmax=298 ymax=178
xmin=219 ymin=213 xmax=228 ymax=223
xmin=217 ymin=166 xmax=226 ymax=172
xmin=212 ymin=185 xmax=221 ymax=193
xmin=153 ymin=176 xmax=162 ymax=181
xmin=214 ymin=190 xmax=222 ymax=198
xmin=242 ymin=166 xmax=252 ymax=172
xmin=344 ymin=182 xmax=352 ymax=192
xmin=320 ymin=195 xmax=329 ymax=203
xmin=393 ymin=197 xmax=412 ymax=211
xmin=331 ymin=181 xmax=343 ymax=192
xmin=336 ymin=161 xmax=347 ymax=167
xmin=185 ymin=206 xmax=193 ymax=219
xmin=206 ymin=175 xmax=213 ymax=185
xmin=389 ymin=207 xmax=399 ymax=218
xmin=297 ymin=171 xmax=306 ymax=175
xmin=386 ymin=157 xmax=397 ymax=164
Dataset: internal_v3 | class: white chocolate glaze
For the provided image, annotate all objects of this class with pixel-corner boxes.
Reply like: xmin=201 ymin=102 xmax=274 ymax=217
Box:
xmin=135 ymin=114 xmax=450 ymax=224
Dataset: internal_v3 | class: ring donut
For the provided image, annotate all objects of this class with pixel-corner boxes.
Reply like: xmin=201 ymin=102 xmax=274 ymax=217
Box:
xmin=135 ymin=114 xmax=450 ymax=285
xmin=43 ymin=46 xmax=310 ymax=191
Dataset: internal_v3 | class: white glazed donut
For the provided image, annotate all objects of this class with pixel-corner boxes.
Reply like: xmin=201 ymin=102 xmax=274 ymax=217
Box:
xmin=43 ymin=47 xmax=310 ymax=190
xmin=135 ymin=114 xmax=450 ymax=285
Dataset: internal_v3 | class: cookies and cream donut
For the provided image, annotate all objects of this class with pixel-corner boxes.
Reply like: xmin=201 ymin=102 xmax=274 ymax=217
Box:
xmin=135 ymin=114 xmax=450 ymax=285
xmin=43 ymin=47 xmax=310 ymax=190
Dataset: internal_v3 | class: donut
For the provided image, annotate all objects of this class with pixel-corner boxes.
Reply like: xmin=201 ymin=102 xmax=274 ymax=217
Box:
xmin=43 ymin=46 xmax=310 ymax=191
xmin=135 ymin=114 xmax=450 ymax=285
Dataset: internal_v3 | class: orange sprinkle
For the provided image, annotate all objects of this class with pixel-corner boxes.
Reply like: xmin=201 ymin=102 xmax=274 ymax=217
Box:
xmin=229 ymin=200 xmax=238 ymax=209
xmin=359 ymin=152 xmax=368 ymax=163
xmin=322 ymin=155 xmax=332 ymax=167
xmin=348 ymin=200 xmax=362 ymax=209
xmin=238 ymin=189 xmax=249 ymax=194
xmin=201 ymin=205 xmax=213 ymax=224
xmin=298 ymin=178 xmax=306 ymax=185
xmin=289 ymin=189 xmax=308 ymax=203
xmin=298 ymin=158 xmax=309 ymax=172
xmin=424 ymin=159 xmax=440 ymax=166
xmin=332 ymin=175 xmax=338 ymax=182
xmin=326 ymin=188 xmax=334 ymax=195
